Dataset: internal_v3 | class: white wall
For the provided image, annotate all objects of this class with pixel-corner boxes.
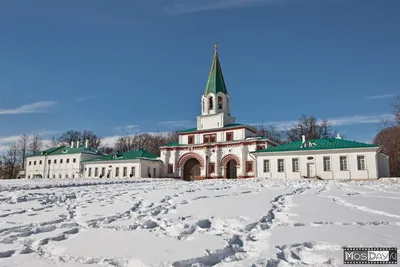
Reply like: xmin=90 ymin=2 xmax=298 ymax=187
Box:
xmin=82 ymin=159 xmax=164 ymax=178
xmin=377 ymin=153 xmax=390 ymax=177
xmin=254 ymin=148 xmax=382 ymax=180
xmin=25 ymin=153 xmax=102 ymax=178
xmin=160 ymin=142 xmax=265 ymax=179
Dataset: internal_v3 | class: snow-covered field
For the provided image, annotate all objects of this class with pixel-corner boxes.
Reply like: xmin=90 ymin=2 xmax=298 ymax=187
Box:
xmin=0 ymin=178 xmax=399 ymax=267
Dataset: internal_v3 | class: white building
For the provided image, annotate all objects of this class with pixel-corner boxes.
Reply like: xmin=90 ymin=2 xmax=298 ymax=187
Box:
xmin=159 ymin=43 xmax=277 ymax=180
xmin=25 ymin=140 xmax=104 ymax=179
xmin=82 ymin=149 xmax=163 ymax=178
xmin=251 ymin=134 xmax=390 ymax=180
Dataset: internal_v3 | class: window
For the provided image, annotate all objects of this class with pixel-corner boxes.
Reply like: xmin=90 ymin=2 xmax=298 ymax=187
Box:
xmin=67 ymin=159 xmax=70 ymax=163
xmin=88 ymin=168 xmax=92 ymax=177
xmin=59 ymin=174 xmax=61 ymax=178
xmin=357 ymin=155 xmax=366 ymax=170
xmin=66 ymin=174 xmax=69 ymax=178
xmin=54 ymin=159 xmax=57 ymax=164
xmin=131 ymin=167 xmax=136 ymax=177
xmin=292 ymin=158 xmax=299 ymax=172
xmin=153 ymin=168 xmax=156 ymax=178
xmin=209 ymin=162 xmax=215 ymax=173
xmin=323 ymin=156 xmax=331 ymax=171
xmin=203 ymin=135 xmax=210 ymax=143
xmin=39 ymin=160 xmax=42 ymax=165
xmin=218 ymin=96 xmax=223 ymax=109
xmin=73 ymin=158 xmax=76 ymax=163
xmin=72 ymin=174 xmax=75 ymax=178
xmin=148 ymin=167 xmax=151 ymax=177
xmin=123 ymin=167 xmax=127 ymax=177
xmin=94 ymin=168 xmax=98 ymax=177
xmin=29 ymin=161 xmax=31 ymax=166
xmin=188 ymin=135 xmax=194 ymax=144
xmin=60 ymin=159 xmax=63 ymax=164
xmin=115 ymin=167 xmax=120 ymax=177
xmin=340 ymin=156 xmax=348 ymax=171
xmin=101 ymin=167 xmax=105 ymax=177
xmin=278 ymin=159 xmax=285 ymax=172
xmin=209 ymin=97 xmax=213 ymax=110
xmin=210 ymin=134 xmax=216 ymax=142
xmin=48 ymin=159 xmax=51 ymax=164
xmin=256 ymin=145 xmax=265 ymax=151
xmin=246 ymin=161 xmax=253 ymax=172
xmin=263 ymin=159 xmax=270 ymax=172
xmin=226 ymin=132 xmax=233 ymax=141
xmin=34 ymin=161 xmax=36 ymax=165
xmin=168 ymin=164 xmax=173 ymax=174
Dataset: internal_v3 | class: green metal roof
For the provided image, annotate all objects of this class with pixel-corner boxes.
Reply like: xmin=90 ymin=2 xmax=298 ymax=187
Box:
xmin=178 ymin=123 xmax=250 ymax=134
xmin=252 ymin=138 xmax=379 ymax=153
xmin=27 ymin=145 xmax=104 ymax=157
xmin=83 ymin=149 xmax=160 ymax=163
xmin=204 ymin=43 xmax=228 ymax=96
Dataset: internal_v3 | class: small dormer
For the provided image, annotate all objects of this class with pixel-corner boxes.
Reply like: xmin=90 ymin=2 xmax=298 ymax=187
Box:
xmin=300 ymin=135 xmax=317 ymax=148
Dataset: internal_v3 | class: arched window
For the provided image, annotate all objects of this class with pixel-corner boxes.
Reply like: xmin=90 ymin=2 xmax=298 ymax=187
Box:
xmin=209 ymin=97 xmax=213 ymax=110
xmin=218 ymin=96 xmax=223 ymax=109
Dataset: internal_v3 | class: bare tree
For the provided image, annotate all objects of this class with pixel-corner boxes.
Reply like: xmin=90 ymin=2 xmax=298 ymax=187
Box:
xmin=29 ymin=133 xmax=43 ymax=155
xmin=285 ymin=115 xmax=336 ymax=142
xmin=17 ymin=134 xmax=30 ymax=169
xmin=255 ymin=124 xmax=285 ymax=144
xmin=382 ymin=95 xmax=400 ymax=127
xmin=57 ymin=130 xmax=101 ymax=148
xmin=1 ymin=144 xmax=20 ymax=179
xmin=374 ymin=127 xmax=400 ymax=177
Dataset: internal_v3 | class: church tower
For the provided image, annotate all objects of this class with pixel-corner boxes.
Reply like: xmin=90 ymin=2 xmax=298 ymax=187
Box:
xmin=197 ymin=43 xmax=236 ymax=130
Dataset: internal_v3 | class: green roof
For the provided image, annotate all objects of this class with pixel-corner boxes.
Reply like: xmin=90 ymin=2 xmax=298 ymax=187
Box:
xmin=204 ymin=43 xmax=228 ymax=96
xmin=179 ymin=123 xmax=249 ymax=134
xmin=27 ymin=145 xmax=104 ymax=157
xmin=83 ymin=149 xmax=160 ymax=163
xmin=252 ymin=138 xmax=379 ymax=153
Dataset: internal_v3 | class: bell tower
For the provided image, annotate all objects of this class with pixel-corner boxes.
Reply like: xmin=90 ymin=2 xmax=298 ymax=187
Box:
xmin=197 ymin=43 xmax=236 ymax=130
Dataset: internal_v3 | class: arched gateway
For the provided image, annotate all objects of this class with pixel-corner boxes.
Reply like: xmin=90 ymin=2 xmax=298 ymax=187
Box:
xmin=178 ymin=153 xmax=205 ymax=181
xmin=221 ymin=154 xmax=240 ymax=179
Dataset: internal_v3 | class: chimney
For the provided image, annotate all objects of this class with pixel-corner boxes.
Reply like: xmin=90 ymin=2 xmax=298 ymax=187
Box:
xmin=85 ymin=139 xmax=89 ymax=148
xmin=70 ymin=141 xmax=74 ymax=148
xmin=301 ymin=135 xmax=306 ymax=143
xmin=336 ymin=133 xmax=342 ymax=139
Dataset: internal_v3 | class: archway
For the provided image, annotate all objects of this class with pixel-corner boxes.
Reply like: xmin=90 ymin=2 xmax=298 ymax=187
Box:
xmin=183 ymin=158 xmax=201 ymax=181
xmin=226 ymin=160 xmax=237 ymax=178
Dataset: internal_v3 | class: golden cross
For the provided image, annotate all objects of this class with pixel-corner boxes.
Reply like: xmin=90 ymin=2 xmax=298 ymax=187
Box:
xmin=215 ymin=42 xmax=218 ymax=52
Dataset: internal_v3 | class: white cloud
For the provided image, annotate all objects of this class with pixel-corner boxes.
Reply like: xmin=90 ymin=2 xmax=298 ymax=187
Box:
xmin=364 ymin=94 xmax=395 ymax=100
xmin=159 ymin=120 xmax=194 ymax=128
xmin=115 ymin=125 xmax=140 ymax=130
xmin=76 ymin=96 xmax=100 ymax=101
xmin=250 ymin=114 xmax=394 ymax=130
xmin=0 ymin=101 xmax=57 ymax=115
xmin=0 ymin=130 xmax=60 ymax=154
xmin=164 ymin=0 xmax=282 ymax=15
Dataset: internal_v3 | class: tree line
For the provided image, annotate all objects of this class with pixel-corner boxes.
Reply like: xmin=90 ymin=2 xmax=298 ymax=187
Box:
xmin=1 ymin=95 xmax=399 ymax=178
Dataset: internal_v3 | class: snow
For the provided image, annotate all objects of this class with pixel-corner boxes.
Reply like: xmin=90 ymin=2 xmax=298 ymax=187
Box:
xmin=0 ymin=178 xmax=399 ymax=267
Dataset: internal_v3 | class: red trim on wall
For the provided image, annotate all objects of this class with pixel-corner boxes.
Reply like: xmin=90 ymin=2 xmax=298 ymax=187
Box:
xmin=161 ymin=140 xmax=268 ymax=151
xmin=177 ymin=152 xmax=205 ymax=168
xmin=178 ymin=126 xmax=257 ymax=136
xmin=220 ymin=154 xmax=241 ymax=167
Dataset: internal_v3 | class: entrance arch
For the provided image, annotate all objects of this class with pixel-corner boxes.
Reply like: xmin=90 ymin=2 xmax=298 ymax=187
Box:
xmin=183 ymin=158 xmax=201 ymax=181
xmin=178 ymin=152 xmax=205 ymax=181
xmin=221 ymin=154 xmax=240 ymax=179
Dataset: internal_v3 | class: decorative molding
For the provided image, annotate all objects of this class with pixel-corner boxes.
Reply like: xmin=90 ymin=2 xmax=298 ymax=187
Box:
xmin=221 ymin=154 xmax=241 ymax=167
xmin=177 ymin=152 xmax=205 ymax=168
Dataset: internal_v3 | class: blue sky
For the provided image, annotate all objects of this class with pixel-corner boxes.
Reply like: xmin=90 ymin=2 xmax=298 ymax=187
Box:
xmin=0 ymin=0 xmax=399 ymax=152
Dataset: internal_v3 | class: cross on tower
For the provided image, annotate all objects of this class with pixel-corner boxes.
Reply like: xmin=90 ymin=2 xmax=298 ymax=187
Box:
xmin=215 ymin=42 xmax=218 ymax=53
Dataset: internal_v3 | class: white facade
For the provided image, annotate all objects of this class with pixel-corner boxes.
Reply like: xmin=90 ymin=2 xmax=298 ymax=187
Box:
xmin=25 ymin=142 xmax=103 ymax=179
xmin=82 ymin=159 xmax=164 ymax=178
xmin=253 ymin=147 xmax=390 ymax=180
xmin=160 ymin=44 xmax=277 ymax=180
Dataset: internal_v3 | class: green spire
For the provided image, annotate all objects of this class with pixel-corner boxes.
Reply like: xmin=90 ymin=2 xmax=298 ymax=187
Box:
xmin=204 ymin=42 xmax=228 ymax=96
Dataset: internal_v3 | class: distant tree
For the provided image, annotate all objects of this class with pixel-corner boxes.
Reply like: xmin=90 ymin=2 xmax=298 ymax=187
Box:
xmin=17 ymin=134 xmax=30 ymax=169
xmin=255 ymin=124 xmax=285 ymax=144
xmin=1 ymin=144 xmax=20 ymax=179
xmin=56 ymin=130 xmax=101 ymax=149
xmin=383 ymin=95 xmax=400 ymax=127
xmin=285 ymin=115 xmax=336 ymax=142
xmin=374 ymin=127 xmax=400 ymax=177
xmin=29 ymin=133 xmax=43 ymax=155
